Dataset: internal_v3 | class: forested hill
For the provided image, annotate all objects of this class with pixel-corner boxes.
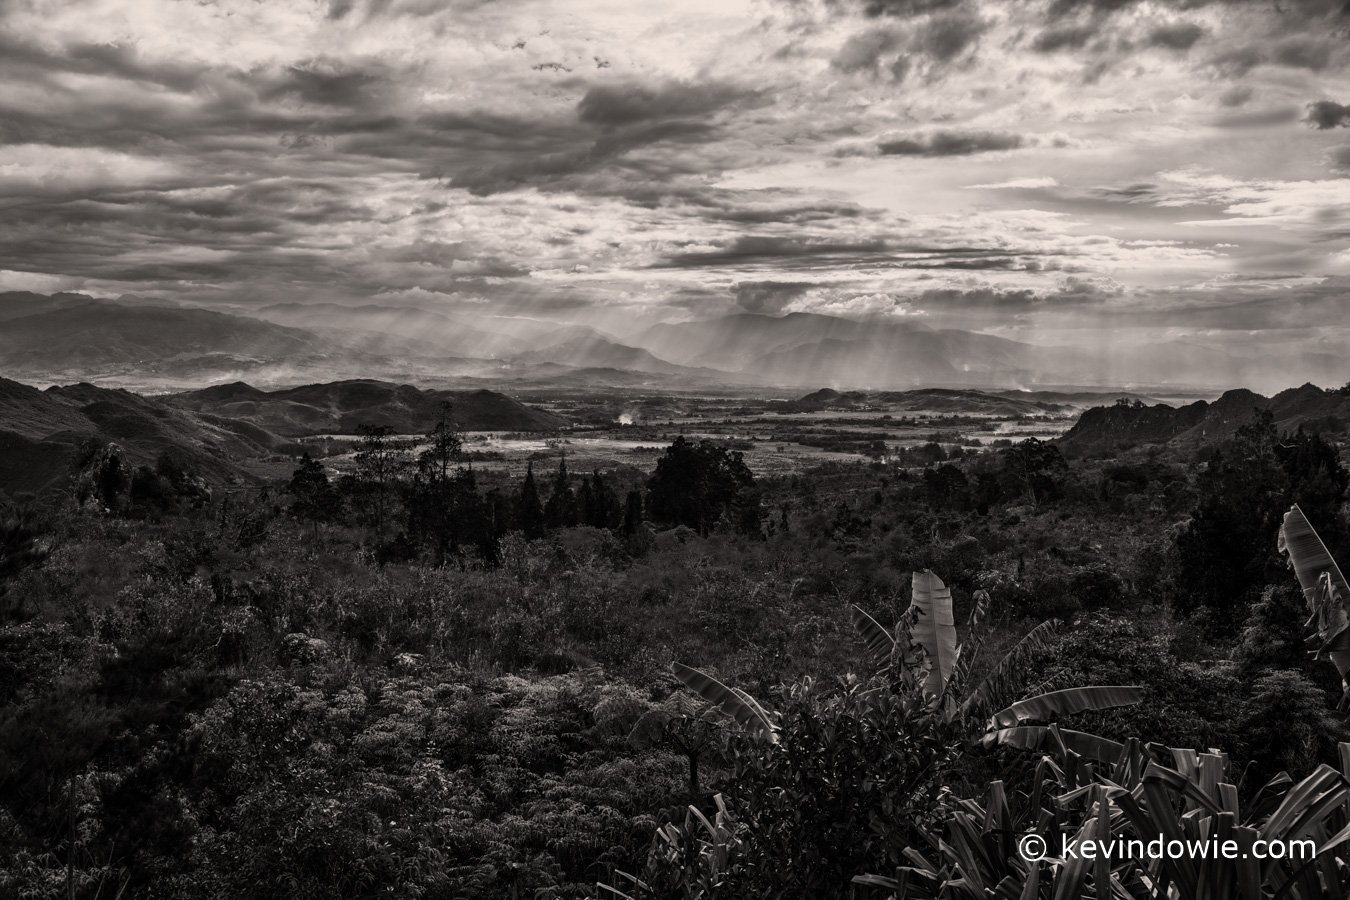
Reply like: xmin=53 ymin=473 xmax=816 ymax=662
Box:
xmin=167 ymin=379 xmax=567 ymax=436
xmin=1059 ymin=383 xmax=1350 ymax=454
xmin=0 ymin=377 xmax=565 ymax=494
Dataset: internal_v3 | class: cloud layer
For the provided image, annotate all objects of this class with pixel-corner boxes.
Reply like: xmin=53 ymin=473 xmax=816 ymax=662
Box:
xmin=0 ymin=0 xmax=1348 ymax=355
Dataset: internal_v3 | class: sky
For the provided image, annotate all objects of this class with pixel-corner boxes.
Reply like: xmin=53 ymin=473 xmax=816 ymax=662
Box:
xmin=1 ymin=0 xmax=1349 ymax=360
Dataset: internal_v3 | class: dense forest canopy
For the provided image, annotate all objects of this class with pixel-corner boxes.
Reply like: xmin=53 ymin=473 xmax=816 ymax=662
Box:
xmin=1 ymin=394 xmax=1349 ymax=898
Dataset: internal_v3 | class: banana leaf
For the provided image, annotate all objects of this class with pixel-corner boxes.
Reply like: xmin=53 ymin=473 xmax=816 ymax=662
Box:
xmin=851 ymin=603 xmax=897 ymax=668
xmin=911 ymin=569 xmax=958 ymax=697
xmin=960 ymin=620 xmax=1059 ymax=723
xmin=989 ymin=686 xmax=1145 ymax=730
xmin=672 ymin=662 xmax=778 ymax=744
xmin=982 ymin=725 xmax=1125 ymax=763
xmin=1278 ymin=505 xmax=1350 ymax=695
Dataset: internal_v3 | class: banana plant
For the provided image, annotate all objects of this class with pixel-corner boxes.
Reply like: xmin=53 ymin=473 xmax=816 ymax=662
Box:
xmin=851 ymin=570 xmax=1142 ymax=759
xmin=1278 ymin=503 xmax=1350 ymax=705
xmin=673 ymin=569 xmax=1142 ymax=761
xmin=599 ymin=794 xmax=743 ymax=900
xmin=856 ymin=737 xmax=1350 ymax=900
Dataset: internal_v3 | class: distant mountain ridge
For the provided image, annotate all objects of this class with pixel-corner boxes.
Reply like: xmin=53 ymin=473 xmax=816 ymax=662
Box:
xmin=0 ymin=293 xmax=345 ymax=383
xmin=3 ymin=292 xmax=1344 ymax=392
xmin=1058 ymin=383 xmax=1350 ymax=453
xmin=0 ymin=375 xmax=566 ymax=494
xmin=781 ymin=386 xmax=1152 ymax=415
xmin=633 ymin=312 xmax=1102 ymax=388
xmin=167 ymin=379 xmax=567 ymax=436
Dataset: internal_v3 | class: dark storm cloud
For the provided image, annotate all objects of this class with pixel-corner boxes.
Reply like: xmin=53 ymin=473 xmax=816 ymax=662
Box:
xmin=840 ymin=0 xmax=965 ymax=18
xmin=657 ymin=235 xmax=892 ymax=268
xmin=1092 ymin=182 xmax=1159 ymax=201
xmin=1146 ymin=21 xmax=1205 ymax=50
xmin=912 ymin=10 xmax=986 ymax=61
xmin=830 ymin=28 xmax=905 ymax=77
xmin=916 ymin=278 xmax=1120 ymax=314
xmin=827 ymin=8 xmax=983 ymax=78
xmin=1307 ymin=100 xmax=1350 ymax=129
xmin=372 ymin=240 xmax=531 ymax=276
xmin=1044 ymin=0 xmax=1345 ymax=14
xmin=1327 ymin=145 xmax=1350 ymax=173
xmin=576 ymin=81 xmax=756 ymax=126
xmin=1208 ymin=45 xmax=1265 ymax=77
xmin=655 ymin=235 xmax=1037 ymax=273
xmin=1212 ymin=105 xmax=1301 ymax=128
xmin=443 ymin=78 xmax=762 ymax=196
xmin=0 ymin=57 xmax=413 ymax=161
xmin=0 ymin=33 xmax=209 ymax=91
xmin=1219 ymin=84 xmax=1254 ymax=107
xmin=1043 ymin=0 xmax=1139 ymax=14
xmin=1210 ymin=37 xmax=1337 ymax=75
xmin=916 ymin=286 xmax=1044 ymax=310
xmin=264 ymin=60 xmax=389 ymax=108
xmin=1030 ymin=24 xmax=1097 ymax=53
xmin=1270 ymin=36 xmax=1334 ymax=70
xmin=911 ymin=257 xmax=1022 ymax=270
xmin=733 ymin=280 xmax=817 ymax=313
xmin=713 ymin=203 xmax=866 ymax=224
xmin=449 ymin=119 xmax=719 ymax=195
xmin=3 ymin=45 xmax=742 ymax=202
xmin=0 ymin=32 xmax=613 ymax=202
xmin=878 ymin=130 xmax=1023 ymax=156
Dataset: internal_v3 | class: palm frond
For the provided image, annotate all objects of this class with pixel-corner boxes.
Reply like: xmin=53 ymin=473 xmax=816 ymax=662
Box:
xmin=672 ymin=663 xmax=779 ymax=744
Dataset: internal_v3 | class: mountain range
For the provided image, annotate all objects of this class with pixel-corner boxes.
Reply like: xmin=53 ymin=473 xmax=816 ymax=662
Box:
xmin=0 ymin=291 xmax=1343 ymax=392
xmin=168 ymin=380 xmax=567 ymax=436
xmin=0 ymin=375 xmax=565 ymax=494
xmin=1058 ymin=383 xmax=1350 ymax=454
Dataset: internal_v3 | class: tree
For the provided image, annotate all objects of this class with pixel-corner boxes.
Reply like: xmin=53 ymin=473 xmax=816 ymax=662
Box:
xmin=577 ymin=477 xmax=595 ymax=529
xmin=1172 ymin=412 xmax=1287 ymax=614
xmin=72 ymin=440 xmax=130 ymax=513
xmin=0 ymin=496 xmax=48 ymax=603
xmin=543 ymin=458 xmax=578 ymax=529
xmin=484 ymin=487 xmax=513 ymax=536
xmin=515 ymin=463 xmax=545 ymax=539
xmin=646 ymin=437 xmax=759 ymax=536
xmin=1278 ymin=425 xmax=1350 ymax=559
xmin=405 ymin=409 xmax=465 ymax=564
xmin=418 ymin=403 xmax=462 ymax=484
xmin=583 ymin=470 xmax=621 ymax=529
xmin=1234 ymin=584 xmax=1312 ymax=676
xmin=352 ymin=425 xmax=411 ymax=538
xmin=448 ymin=468 xmax=499 ymax=565
xmin=1000 ymin=438 xmax=1068 ymax=507
xmin=621 ymin=489 xmax=644 ymax=536
xmin=923 ymin=463 xmax=968 ymax=510
xmin=287 ymin=453 xmax=340 ymax=537
xmin=972 ymin=471 xmax=1003 ymax=515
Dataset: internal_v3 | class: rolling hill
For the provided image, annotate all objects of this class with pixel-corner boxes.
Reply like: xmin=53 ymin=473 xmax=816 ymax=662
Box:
xmin=168 ymin=379 xmax=567 ymax=436
xmin=1058 ymin=383 xmax=1350 ymax=454
xmin=781 ymin=387 xmax=1089 ymax=415
xmin=0 ymin=374 xmax=570 ymax=495
xmin=0 ymin=376 xmax=288 ymax=493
